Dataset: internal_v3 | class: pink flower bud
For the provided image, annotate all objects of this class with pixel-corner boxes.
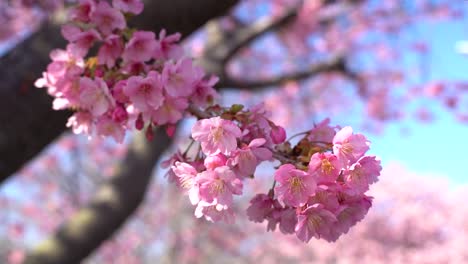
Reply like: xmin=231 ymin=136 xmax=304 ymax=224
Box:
xmin=112 ymin=105 xmax=128 ymax=123
xmin=135 ymin=114 xmax=144 ymax=130
xmin=204 ymin=154 xmax=227 ymax=170
xmin=145 ymin=125 xmax=154 ymax=141
xmin=271 ymin=125 xmax=286 ymax=144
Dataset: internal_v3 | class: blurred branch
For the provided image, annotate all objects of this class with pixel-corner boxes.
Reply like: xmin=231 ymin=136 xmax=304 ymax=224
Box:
xmin=0 ymin=0 xmax=239 ymax=183
xmin=200 ymin=0 xmax=360 ymax=90
xmin=200 ymin=8 xmax=298 ymax=80
xmin=24 ymin=129 xmax=172 ymax=264
xmin=218 ymin=55 xmax=359 ymax=90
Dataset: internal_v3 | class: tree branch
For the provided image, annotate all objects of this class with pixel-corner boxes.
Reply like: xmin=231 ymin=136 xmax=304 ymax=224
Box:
xmin=219 ymin=55 xmax=353 ymax=90
xmin=200 ymin=8 xmax=298 ymax=80
xmin=24 ymin=129 xmax=171 ymax=264
xmin=0 ymin=0 xmax=239 ymax=183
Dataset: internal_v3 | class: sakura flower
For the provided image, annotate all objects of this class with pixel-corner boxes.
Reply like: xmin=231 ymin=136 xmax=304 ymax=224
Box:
xmin=204 ymin=154 xmax=227 ymax=170
xmin=123 ymin=71 xmax=164 ymax=112
xmin=112 ymin=0 xmax=143 ymax=14
xmin=277 ymin=208 xmax=298 ymax=234
xmin=333 ymin=126 xmax=370 ymax=166
xmin=95 ymin=115 xmax=126 ymax=143
xmin=154 ymin=29 xmax=183 ymax=60
xmin=98 ymin=34 xmax=124 ymax=68
xmin=149 ymin=96 xmax=188 ymax=125
xmin=246 ymin=193 xmax=275 ymax=223
xmin=197 ymin=166 xmax=243 ymax=208
xmin=194 ymin=201 xmax=235 ymax=223
xmin=192 ymin=117 xmax=242 ymax=155
xmin=79 ymin=77 xmax=115 ymax=116
xmin=66 ymin=111 xmax=94 ymax=135
xmin=161 ymin=152 xmax=184 ymax=183
xmin=191 ymin=70 xmax=219 ymax=107
xmin=343 ymin=156 xmax=382 ymax=194
xmin=122 ymin=31 xmax=157 ymax=62
xmin=274 ymin=164 xmax=316 ymax=207
xmin=47 ymin=45 xmax=85 ymax=81
xmin=172 ymin=161 xmax=200 ymax=205
xmin=308 ymin=152 xmax=341 ymax=183
xmin=295 ymin=204 xmax=338 ymax=243
xmin=162 ymin=58 xmax=197 ymax=97
xmin=61 ymin=25 xmax=101 ymax=56
xmin=270 ymin=125 xmax=286 ymax=144
xmin=328 ymin=195 xmax=372 ymax=241
xmin=308 ymin=118 xmax=336 ymax=143
xmin=91 ymin=1 xmax=126 ymax=36
xmin=69 ymin=0 xmax=95 ymax=22
xmin=228 ymin=138 xmax=272 ymax=178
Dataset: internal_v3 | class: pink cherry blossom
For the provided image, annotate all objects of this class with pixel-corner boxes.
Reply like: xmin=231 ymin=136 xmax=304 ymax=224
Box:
xmin=162 ymin=58 xmax=198 ymax=97
xmin=149 ymin=96 xmax=188 ymax=125
xmin=308 ymin=118 xmax=336 ymax=143
xmin=246 ymin=193 xmax=275 ymax=223
xmin=98 ymin=34 xmax=124 ymax=68
xmin=112 ymin=80 xmax=130 ymax=104
xmin=69 ymin=0 xmax=95 ymax=23
xmin=344 ymin=156 xmax=382 ymax=194
xmin=95 ymin=115 xmax=126 ymax=143
xmin=123 ymin=71 xmax=164 ymax=112
xmin=274 ymin=164 xmax=317 ymax=207
xmin=79 ymin=77 xmax=115 ymax=116
xmin=191 ymin=117 xmax=242 ymax=156
xmin=328 ymin=195 xmax=372 ymax=241
xmin=61 ymin=25 xmax=101 ymax=56
xmin=333 ymin=126 xmax=370 ymax=166
xmin=308 ymin=152 xmax=341 ymax=183
xmin=112 ymin=0 xmax=143 ymax=14
xmin=191 ymin=70 xmax=219 ymax=107
xmin=154 ymin=29 xmax=183 ymax=60
xmin=197 ymin=166 xmax=242 ymax=208
xmin=91 ymin=1 xmax=126 ymax=36
xmin=66 ymin=111 xmax=94 ymax=135
xmin=172 ymin=162 xmax=200 ymax=205
xmin=295 ymin=204 xmax=338 ymax=243
xmin=204 ymin=154 xmax=227 ymax=170
xmin=270 ymin=125 xmax=286 ymax=144
xmin=228 ymin=138 xmax=272 ymax=178
xmin=122 ymin=31 xmax=157 ymax=62
xmin=194 ymin=201 xmax=235 ymax=223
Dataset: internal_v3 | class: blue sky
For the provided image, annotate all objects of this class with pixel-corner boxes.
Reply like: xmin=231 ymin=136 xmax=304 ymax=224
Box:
xmin=367 ymin=19 xmax=468 ymax=184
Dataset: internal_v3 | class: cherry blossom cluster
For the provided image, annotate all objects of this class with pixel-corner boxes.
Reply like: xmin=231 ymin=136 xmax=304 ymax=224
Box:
xmin=245 ymin=119 xmax=382 ymax=242
xmin=36 ymin=0 xmax=382 ymax=244
xmin=35 ymin=0 xmax=219 ymax=142
xmin=167 ymin=107 xmax=382 ymax=243
xmin=167 ymin=103 xmax=285 ymax=223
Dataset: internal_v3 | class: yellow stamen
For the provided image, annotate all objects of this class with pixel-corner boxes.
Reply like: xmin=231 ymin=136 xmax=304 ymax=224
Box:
xmin=321 ymin=159 xmax=334 ymax=174
xmin=288 ymin=177 xmax=305 ymax=193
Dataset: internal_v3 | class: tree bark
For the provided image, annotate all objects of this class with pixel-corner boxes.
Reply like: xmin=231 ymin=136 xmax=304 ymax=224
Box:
xmin=24 ymin=129 xmax=171 ymax=264
xmin=0 ymin=0 xmax=239 ymax=183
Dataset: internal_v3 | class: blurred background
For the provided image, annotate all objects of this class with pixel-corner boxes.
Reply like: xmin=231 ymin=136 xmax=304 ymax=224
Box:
xmin=0 ymin=0 xmax=467 ymax=263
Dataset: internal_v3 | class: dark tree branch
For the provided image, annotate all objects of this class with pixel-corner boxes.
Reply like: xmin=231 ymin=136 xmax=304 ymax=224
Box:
xmin=0 ymin=0 xmax=239 ymax=183
xmin=218 ymin=55 xmax=359 ymax=90
xmin=199 ymin=0 xmax=362 ymax=90
xmin=199 ymin=8 xmax=298 ymax=80
xmin=24 ymin=129 xmax=172 ymax=264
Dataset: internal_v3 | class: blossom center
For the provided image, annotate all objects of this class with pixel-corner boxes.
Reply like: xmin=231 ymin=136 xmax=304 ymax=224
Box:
xmin=211 ymin=126 xmax=224 ymax=142
xmin=211 ymin=179 xmax=225 ymax=194
xmin=140 ymin=83 xmax=152 ymax=94
xmin=288 ymin=176 xmax=305 ymax=193
xmin=307 ymin=215 xmax=323 ymax=230
xmin=321 ymin=159 xmax=334 ymax=174
xmin=341 ymin=143 xmax=353 ymax=154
